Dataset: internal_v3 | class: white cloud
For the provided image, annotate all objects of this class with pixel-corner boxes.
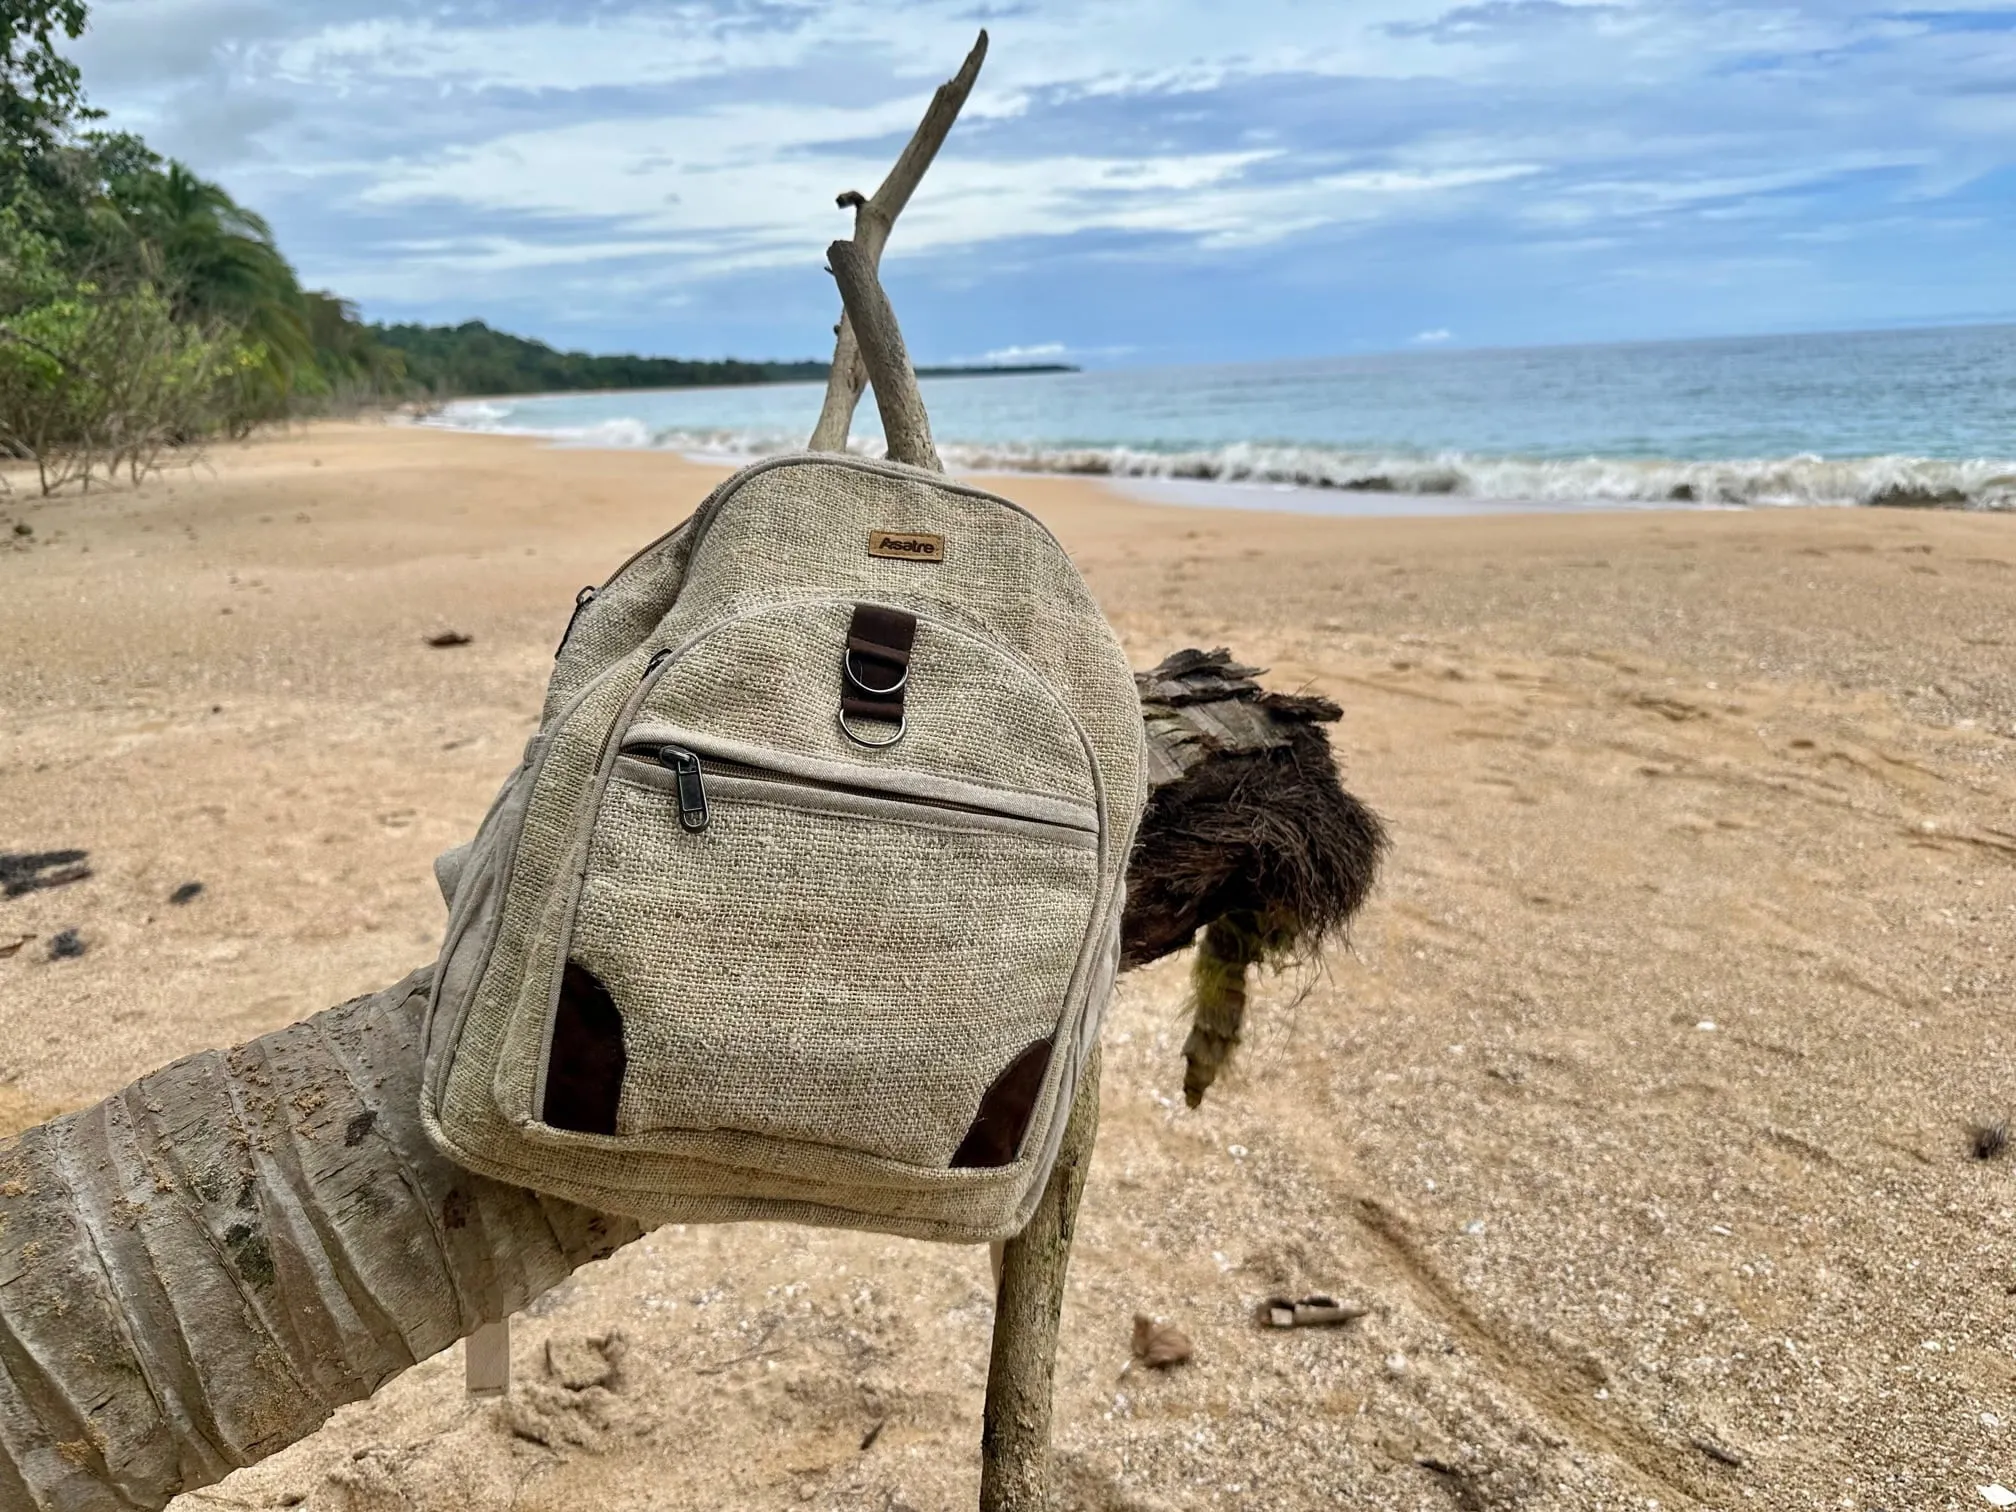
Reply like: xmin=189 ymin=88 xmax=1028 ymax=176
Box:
xmin=63 ymin=0 xmax=2016 ymax=347
xmin=984 ymin=342 xmax=1070 ymax=361
xmin=356 ymin=129 xmax=1295 ymax=273
xmin=350 ymin=99 xmax=1540 ymax=278
xmin=1411 ymin=327 xmax=1453 ymax=342
xmin=256 ymin=3 xmax=1467 ymax=97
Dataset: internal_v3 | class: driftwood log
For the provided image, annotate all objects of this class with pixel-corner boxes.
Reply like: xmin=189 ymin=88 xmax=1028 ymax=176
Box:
xmin=0 ymin=32 xmax=1385 ymax=1512
xmin=0 ymin=672 xmax=1379 ymax=1512
xmin=0 ymin=673 xmax=1387 ymax=1512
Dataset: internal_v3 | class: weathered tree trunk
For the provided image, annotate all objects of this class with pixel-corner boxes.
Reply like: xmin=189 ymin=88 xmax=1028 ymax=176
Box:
xmin=0 ymin=971 xmax=639 ymax=1512
xmin=0 ymin=658 xmax=1379 ymax=1511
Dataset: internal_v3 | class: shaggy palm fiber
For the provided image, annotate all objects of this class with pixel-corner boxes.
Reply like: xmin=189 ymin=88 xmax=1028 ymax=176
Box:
xmin=1183 ymin=911 xmax=1302 ymax=1107
xmin=1124 ymin=650 xmax=1388 ymax=1104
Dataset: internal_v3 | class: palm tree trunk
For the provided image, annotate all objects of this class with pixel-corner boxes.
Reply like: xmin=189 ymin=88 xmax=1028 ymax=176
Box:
xmin=0 ymin=652 xmax=1381 ymax=1511
xmin=0 ymin=971 xmax=638 ymax=1512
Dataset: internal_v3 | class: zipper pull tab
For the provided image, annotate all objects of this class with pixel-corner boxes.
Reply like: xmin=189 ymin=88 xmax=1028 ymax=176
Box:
xmin=555 ymin=585 xmax=597 ymax=657
xmin=658 ymin=745 xmax=709 ymax=832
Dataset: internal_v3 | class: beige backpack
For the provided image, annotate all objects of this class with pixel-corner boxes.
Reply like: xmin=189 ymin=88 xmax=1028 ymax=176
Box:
xmin=421 ymin=453 xmax=1144 ymax=1244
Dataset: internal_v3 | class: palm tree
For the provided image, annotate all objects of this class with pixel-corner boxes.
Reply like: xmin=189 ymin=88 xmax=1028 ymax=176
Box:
xmin=118 ymin=162 xmax=313 ymax=414
xmin=303 ymin=287 xmax=405 ymax=403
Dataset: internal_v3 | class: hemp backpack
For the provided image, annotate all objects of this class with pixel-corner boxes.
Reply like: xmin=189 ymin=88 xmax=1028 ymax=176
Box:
xmin=421 ymin=453 xmax=1145 ymax=1244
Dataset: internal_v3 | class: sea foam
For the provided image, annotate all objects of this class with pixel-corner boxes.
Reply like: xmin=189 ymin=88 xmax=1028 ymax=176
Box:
xmin=418 ymin=402 xmax=2016 ymax=510
xmin=932 ymin=442 xmax=2016 ymax=509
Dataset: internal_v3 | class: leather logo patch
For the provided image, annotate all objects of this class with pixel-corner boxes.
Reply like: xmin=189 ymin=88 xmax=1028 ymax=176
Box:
xmin=868 ymin=529 xmax=945 ymax=562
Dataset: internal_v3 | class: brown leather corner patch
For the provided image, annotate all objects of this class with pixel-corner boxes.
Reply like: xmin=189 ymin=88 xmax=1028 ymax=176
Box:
xmin=868 ymin=529 xmax=945 ymax=563
xmin=951 ymin=1036 xmax=1054 ymax=1169
xmin=543 ymin=960 xmax=627 ymax=1136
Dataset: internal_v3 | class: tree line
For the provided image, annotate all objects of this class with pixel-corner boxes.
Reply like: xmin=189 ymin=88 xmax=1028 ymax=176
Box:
xmin=369 ymin=322 xmax=1073 ymax=399
xmin=0 ymin=1 xmax=412 ymax=491
xmin=5 ymin=2 xmax=1040 ymax=496
xmin=373 ymin=321 xmax=828 ymax=398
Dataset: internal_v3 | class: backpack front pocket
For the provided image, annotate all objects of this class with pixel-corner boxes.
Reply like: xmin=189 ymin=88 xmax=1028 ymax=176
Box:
xmin=533 ymin=737 xmax=1102 ymax=1170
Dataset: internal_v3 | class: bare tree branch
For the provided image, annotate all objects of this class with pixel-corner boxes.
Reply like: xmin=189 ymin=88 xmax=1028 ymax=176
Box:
xmin=807 ymin=30 xmax=987 ymax=454
xmin=826 ymin=239 xmax=942 ymax=471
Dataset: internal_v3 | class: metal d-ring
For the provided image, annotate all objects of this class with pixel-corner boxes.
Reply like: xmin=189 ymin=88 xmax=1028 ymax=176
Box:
xmin=839 ymin=706 xmax=907 ymax=748
xmin=844 ymin=648 xmax=908 ymax=696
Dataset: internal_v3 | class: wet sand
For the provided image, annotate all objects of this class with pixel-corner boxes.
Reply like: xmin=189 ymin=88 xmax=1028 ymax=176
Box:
xmin=4 ymin=422 xmax=2015 ymax=1510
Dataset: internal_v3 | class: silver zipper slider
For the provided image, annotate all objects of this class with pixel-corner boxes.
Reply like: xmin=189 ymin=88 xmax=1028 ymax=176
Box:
xmin=658 ymin=745 xmax=709 ymax=832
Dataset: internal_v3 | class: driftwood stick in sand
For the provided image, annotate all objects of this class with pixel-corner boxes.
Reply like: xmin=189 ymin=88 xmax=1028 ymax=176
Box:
xmin=0 ymin=656 xmax=1380 ymax=1512
xmin=827 ymin=239 xmax=941 ymax=471
xmin=808 ymin=30 xmax=987 ymax=454
xmin=980 ymin=1052 xmax=1100 ymax=1512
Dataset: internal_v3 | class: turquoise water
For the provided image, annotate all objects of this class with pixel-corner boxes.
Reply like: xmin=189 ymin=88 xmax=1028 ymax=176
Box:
xmin=428 ymin=323 xmax=2016 ymax=509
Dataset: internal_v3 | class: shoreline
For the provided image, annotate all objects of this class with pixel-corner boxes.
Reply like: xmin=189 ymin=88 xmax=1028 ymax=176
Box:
xmin=404 ymin=408 xmax=2016 ymax=515
xmin=1092 ymin=473 xmax=1744 ymax=517
xmin=6 ymin=422 xmax=2016 ymax=1508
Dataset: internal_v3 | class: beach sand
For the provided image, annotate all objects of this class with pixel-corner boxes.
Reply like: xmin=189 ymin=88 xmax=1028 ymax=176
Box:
xmin=4 ymin=423 xmax=2015 ymax=1510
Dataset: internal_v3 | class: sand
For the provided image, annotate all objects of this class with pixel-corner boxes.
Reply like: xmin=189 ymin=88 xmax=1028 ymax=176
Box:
xmin=3 ymin=423 xmax=2014 ymax=1511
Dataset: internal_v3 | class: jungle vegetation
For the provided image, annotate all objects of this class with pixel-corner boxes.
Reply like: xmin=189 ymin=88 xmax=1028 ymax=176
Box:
xmin=0 ymin=1 xmax=1066 ymax=495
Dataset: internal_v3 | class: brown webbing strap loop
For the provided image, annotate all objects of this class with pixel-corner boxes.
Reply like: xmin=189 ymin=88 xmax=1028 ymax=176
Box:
xmin=842 ymin=604 xmax=916 ymax=726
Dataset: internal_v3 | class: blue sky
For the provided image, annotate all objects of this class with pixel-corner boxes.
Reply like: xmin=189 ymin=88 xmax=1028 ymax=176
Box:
xmin=68 ymin=0 xmax=2016 ymax=365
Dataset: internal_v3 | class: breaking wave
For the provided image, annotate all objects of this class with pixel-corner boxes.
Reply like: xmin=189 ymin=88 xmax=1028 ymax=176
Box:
xmin=930 ymin=442 xmax=2016 ymax=510
xmin=419 ymin=405 xmax=2016 ymax=511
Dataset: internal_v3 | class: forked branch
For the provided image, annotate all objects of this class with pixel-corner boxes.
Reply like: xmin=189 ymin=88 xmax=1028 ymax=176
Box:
xmin=827 ymin=239 xmax=941 ymax=471
xmin=808 ymin=30 xmax=987 ymax=453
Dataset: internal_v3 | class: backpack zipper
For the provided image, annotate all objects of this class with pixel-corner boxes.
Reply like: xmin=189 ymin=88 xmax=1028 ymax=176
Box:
xmin=637 ymin=744 xmax=1084 ymax=829
xmin=655 ymin=745 xmax=711 ymax=831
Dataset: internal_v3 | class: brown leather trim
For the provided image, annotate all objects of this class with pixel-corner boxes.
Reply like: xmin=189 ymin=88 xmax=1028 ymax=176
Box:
xmin=840 ymin=692 xmax=906 ymax=722
xmin=847 ymin=604 xmax=917 ymax=663
xmin=951 ymin=1036 xmax=1055 ymax=1169
xmin=843 ymin=604 xmax=917 ymax=726
xmin=845 ymin=634 xmax=910 ymax=665
xmin=543 ymin=960 xmax=627 ymax=1135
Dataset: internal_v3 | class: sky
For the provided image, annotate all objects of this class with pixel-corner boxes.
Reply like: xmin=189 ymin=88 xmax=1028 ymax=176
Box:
xmin=66 ymin=0 xmax=2016 ymax=366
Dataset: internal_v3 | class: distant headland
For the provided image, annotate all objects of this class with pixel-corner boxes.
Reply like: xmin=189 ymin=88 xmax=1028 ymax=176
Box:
xmin=374 ymin=320 xmax=1076 ymax=398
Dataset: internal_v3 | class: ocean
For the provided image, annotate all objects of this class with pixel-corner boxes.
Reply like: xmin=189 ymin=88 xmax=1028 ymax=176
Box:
xmin=422 ymin=322 xmax=2016 ymax=513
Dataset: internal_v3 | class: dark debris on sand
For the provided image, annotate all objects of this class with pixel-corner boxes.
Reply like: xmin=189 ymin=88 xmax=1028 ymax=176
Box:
xmin=1969 ymin=1121 xmax=2010 ymax=1162
xmin=1 ymin=850 xmax=92 ymax=899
